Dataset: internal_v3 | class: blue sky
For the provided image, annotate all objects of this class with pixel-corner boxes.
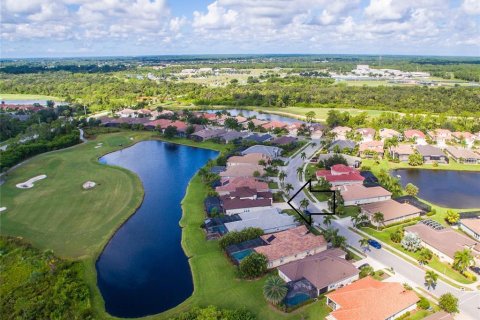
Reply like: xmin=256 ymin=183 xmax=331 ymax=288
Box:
xmin=1 ymin=0 xmax=479 ymax=58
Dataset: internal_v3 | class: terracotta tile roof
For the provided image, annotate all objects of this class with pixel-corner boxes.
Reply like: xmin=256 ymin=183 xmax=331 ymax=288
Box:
xmin=316 ymin=165 xmax=365 ymax=184
xmin=326 ymin=276 xmax=419 ymax=320
xmin=229 ymin=187 xmax=260 ymax=198
xmin=379 ymin=128 xmax=401 ymax=139
xmin=278 ymin=249 xmax=358 ymax=290
xmin=227 ymin=153 xmax=270 ymax=166
xmin=250 ymin=118 xmax=269 ymax=126
xmin=356 ymin=128 xmax=376 ymax=137
xmin=405 ymin=223 xmax=480 ymax=259
xmin=235 ymin=116 xmax=248 ymax=123
xmin=427 ymin=129 xmax=452 ymax=139
xmin=145 ymin=119 xmax=188 ymax=131
xmin=360 ymin=199 xmax=422 ymax=222
xmin=331 ymin=164 xmax=355 ymax=173
xmin=390 ymin=144 xmax=414 ymax=155
xmin=359 ymin=140 xmax=384 ymax=153
xmin=331 ymin=126 xmax=352 ymax=134
xmin=337 ymin=184 xmax=391 ymax=202
xmin=219 ymin=165 xmax=264 ymax=178
xmin=460 ymin=217 xmax=480 ymax=234
xmin=262 ymin=121 xmax=288 ymax=130
xmin=404 ymin=129 xmax=426 ymax=139
xmin=221 ymin=197 xmax=272 ymax=210
xmin=254 ymin=225 xmax=326 ymax=262
xmin=215 ymin=177 xmax=269 ymax=193
xmin=452 ymin=131 xmax=475 ymax=141
xmin=445 ymin=146 xmax=480 ymax=160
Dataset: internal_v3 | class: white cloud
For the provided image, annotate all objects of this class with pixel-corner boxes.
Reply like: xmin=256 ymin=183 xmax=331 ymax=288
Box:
xmin=192 ymin=2 xmax=238 ymax=30
xmin=462 ymin=0 xmax=480 ymax=15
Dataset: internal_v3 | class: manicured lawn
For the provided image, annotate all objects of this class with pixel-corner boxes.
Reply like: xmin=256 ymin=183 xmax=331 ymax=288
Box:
xmin=1 ymin=130 xmax=331 ymax=319
xmin=0 ymin=131 xmax=157 ymax=258
xmin=342 ymin=206 xmax=360 ymax=217
xmin=146 ymin=174 xmax=333 ymax=320
xmin=362 ymin=158 xmax=480 ymax=174
xmin=269 ymin=181 xmax=279 ymax=189
xmin=0 ymin=93 xmax=63 ymax=101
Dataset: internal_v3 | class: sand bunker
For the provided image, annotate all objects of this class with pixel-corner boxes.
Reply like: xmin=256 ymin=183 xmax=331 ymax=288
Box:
xmin=0 ymin=207 xmax=6 ymax=213
xmin=16 ymin=175 xmax=47 ymax=189
xmin=82 ymin=181 xmax=96 ymax=190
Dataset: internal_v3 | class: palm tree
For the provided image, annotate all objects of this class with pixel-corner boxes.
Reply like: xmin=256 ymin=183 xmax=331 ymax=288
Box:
xmin=332 ymin=234 xmax=347 ymax=250
xmin=296 ymin=166 xmax=303 ymax=177
xmin=323 ymin=215 xmax=333 ymax=227
xmin=359 ymin=238 xmax=370 ymax=253
xmin=278 ymin=171 xmax=286 ymax=183
xmin=300 ymin=152 xmax=307 ymax=160
xmin=311 ymin=142 xmax=317 ymax=148
xmin=300 ymin=198 xmax=310 ymax=211
xmin=322 ymin=227 xmax=339 ymax=243
xmin=372 ymin=212 xmax=384 ymax=230
xmin=418 ymin=248 xmax=433 ymax=265
xmin=263 ymin=275 xmax=288 ymax=305
xmin=424 ymin=270 xmax=438 ymax=290
xmin=453 ymin=249 xmax=474 ymax=273
xmin=284 ymin=183 xmax=294 ymax=196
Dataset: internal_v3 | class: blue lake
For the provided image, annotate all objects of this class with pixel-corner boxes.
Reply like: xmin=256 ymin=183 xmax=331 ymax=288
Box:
xmin=203 ymin=108 xmax=303 ymax=124
xmin=393 ymin=169 xmax=480 ymax=209
xmin=97 ymin=141 xmax=218 ymax=318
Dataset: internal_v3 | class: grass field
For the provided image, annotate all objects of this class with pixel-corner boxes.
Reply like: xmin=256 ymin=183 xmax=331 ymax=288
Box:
xmin=0 ymin=130 xmax=331 ymax=319
xmin=0 ymin=93 xmax=63 ymax=101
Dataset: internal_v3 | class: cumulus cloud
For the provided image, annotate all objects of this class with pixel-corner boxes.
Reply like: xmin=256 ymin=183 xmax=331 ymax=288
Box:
xmin=1 ymin=0 xmax=478 ymax=57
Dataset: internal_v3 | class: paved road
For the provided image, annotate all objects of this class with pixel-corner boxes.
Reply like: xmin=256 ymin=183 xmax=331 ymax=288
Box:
xmin=332 ymin=217 xmax=479 ymax=320
xmin=283 ymin=139 xmax=327 ymax=214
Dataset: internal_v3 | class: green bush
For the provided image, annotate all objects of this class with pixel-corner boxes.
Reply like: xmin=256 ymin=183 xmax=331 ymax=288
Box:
xmin=418 ymin=297 xmax=430 ymax=310
xmin=219 ymin=228 xmax=264 ymax=250
xmin=238 ymin=253 xmax=268 ymax=279
xmin=172 ymin=305 xmax=256 ymax=320
xmin=463 ymin=271 xmax=477 ymax=281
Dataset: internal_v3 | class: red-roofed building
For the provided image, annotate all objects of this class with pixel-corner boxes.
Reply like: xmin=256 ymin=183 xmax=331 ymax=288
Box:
xmin=216 ymin=177 xmax=269 ymax=196
xmin=145 ymin=119 xmax=188 ymax=135
xmin=359 ymin=140 xmax=384 ymax=158
xmin=404 ymin=130 xmax=426 ymax=145
xmin=262 ymin=121 xmax=288 ymax=130
xmin=326 ymin=276 xmax=419 ymax=320
xmin=316 ymin=164 xmax=364 ymax=186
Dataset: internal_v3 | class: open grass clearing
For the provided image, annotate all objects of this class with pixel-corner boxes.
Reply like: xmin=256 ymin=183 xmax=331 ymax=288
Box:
xmin=0 ymin=93 xmax=63 ymax=101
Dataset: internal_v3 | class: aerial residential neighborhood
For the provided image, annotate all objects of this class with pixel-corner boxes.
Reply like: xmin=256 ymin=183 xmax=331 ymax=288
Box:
xmin=1 ymin=1 xmax=479 ymax=319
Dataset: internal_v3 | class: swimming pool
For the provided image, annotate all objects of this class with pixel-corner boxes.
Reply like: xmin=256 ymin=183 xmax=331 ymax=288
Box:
xmin=231 ymin=249 xmax=254 ymax=263
xmin=285 ymin=293 xmax=311 ymax=307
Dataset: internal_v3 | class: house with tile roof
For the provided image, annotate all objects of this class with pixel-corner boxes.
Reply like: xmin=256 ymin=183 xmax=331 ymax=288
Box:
xmin=390 ymin=144 xmax=415 ymax=162
xmin=335 ymin=184 xmax=391 ymax=206
xmin=404 ymin=129 xmax=427 ymax=145
xmin=326 ymin=276 xmax=419 ymax=320
xmin=191 ymin=128 xmax=228 ymax=141
xmin=227 ymin=153 xmax=270 ymax=167
xmin=254 ymin=225 xmax=327 ymax=268
xmin=427 ymin=129 xmax=452 ymax=147
xmin=359 ymin=140 xmax=384 ymax=158
xmin=444 ymin=146 xmax=480 ymax=164
xmin=379 ymin=128 xmax=402 ymax=141
xmin=218 ymin=131 xmax=250 ymax=144
xmin=241 ymin=145 xmax=282 ymax=159
xmin=405 ymin=222 xmax=480 ymax=264
xmin=224 ymin=207 xmax=298 ymax=234
xmin=459 ymin=216 xmax=480 ymax=241
xmin=271 ymin=136 xmax=298 ymax=146
xmin=356 ymin=128 xmax=376 ymax=142
xmin=278 ymin=248 xmax=359 ymax=296
xmin=219 ymin=164 xmax=265 ymax=179
xmin=416 ymin=145 xmax=448 ymax=164
xmin=330 ymin=126 xmax=352 ymax=140
xmin=215 ymin=177 xmax=269 ymax=195
xmin=316 ymin=164 xmax=365 ymax=186
xmin=262 ymin=121 xmax=289 ymax=131
xmin=360 ymin=199 xmax=423 ymax=226
xmin=452 ymin=131 xmax=476 ymax=148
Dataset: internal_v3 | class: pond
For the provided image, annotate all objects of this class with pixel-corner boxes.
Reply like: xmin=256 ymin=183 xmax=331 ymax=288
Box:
xmin=96 ymin=141 xmax=218 ymax=318
xmin=203 ymin=108 xmax=303 ymax=124
xmin=393 ymin=169 xmax=480 ymax=209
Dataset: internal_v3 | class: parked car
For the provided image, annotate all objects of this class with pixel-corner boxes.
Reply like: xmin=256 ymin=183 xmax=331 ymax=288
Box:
xmin=367 ymin=239 xmax=382 ymax=249
xmin=358 ymin=263 xmax=370 ymax=269
xmin=470 ymin=266 xmax=480 ymax=275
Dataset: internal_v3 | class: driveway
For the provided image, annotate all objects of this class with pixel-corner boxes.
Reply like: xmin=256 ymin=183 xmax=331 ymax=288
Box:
xmin=332 ymin=217 xmax=479 ymax=320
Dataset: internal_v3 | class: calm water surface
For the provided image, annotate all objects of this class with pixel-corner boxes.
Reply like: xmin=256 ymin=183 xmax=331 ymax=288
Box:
xmin=97 ymin=141 xmax=218 ymax=318
xmin=393 ymin=169 xmax=480 ymax=209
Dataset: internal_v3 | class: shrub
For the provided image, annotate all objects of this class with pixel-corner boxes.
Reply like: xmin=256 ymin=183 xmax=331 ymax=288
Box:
xmin=359 ymin=265 xmax=374 ymax=278
xmin=238 ymin=253 xmax=268 ymax=279
xmin=418 ymin=297 xmax=430 ymax=310
xmin=463 ymin=271 xmax=477 ymax=281
xmin=219 ymin=228 xmax=264 ymax=250
xmin=390 ymin=229 xmax=403 ymax=243
xmin=401 ymin=232 xmax=422 ymax=252
xmin=438 ymin=293 xmax=459 ymax=313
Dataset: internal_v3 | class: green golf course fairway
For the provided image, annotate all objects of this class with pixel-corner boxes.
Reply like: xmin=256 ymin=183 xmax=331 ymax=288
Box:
xmin=0 ymin=132 xmax=156 ymax=258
